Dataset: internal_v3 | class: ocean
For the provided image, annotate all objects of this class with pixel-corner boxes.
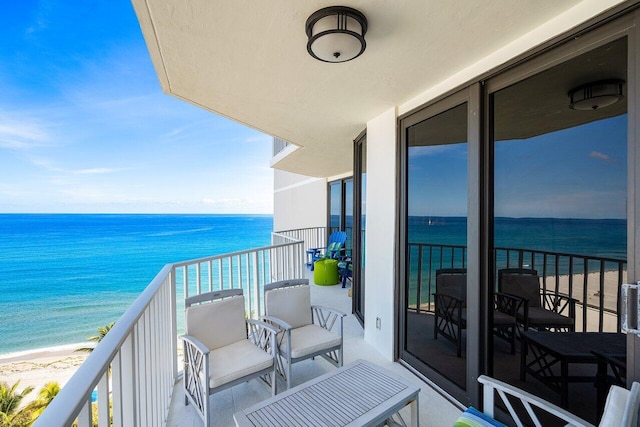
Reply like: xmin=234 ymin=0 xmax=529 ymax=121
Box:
xmin=0 ymin=214 xmax=627 ymax=356
xmin=407 ymin=216 xmax=627 ymax=306
xmin=409 ymin=216 xmax=627 ymax=260
xmin=0 ymin=214 xmax=273 ymax=356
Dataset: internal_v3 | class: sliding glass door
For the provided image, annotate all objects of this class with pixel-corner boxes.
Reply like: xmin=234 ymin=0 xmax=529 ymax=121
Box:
xmin=487 ymin=34 xmax=627 ymax=425
xmin=398 ymin=13 xmax=636 ymax=419
xmin=399 ymin=93 xmax=470 ymax=402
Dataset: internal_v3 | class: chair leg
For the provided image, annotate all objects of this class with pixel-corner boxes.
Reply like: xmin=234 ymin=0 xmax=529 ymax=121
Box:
xmin=271 ymin=368 xmax=277 ymax=396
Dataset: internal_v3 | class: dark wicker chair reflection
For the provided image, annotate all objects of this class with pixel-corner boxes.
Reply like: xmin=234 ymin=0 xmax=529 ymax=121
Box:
xmin=498 ymin=268 xmax=577 ymax=332
xmin=433 ymin=268 xmax=520 ymax=357
xmin=433 ymin=268 xmax=467 ymax=357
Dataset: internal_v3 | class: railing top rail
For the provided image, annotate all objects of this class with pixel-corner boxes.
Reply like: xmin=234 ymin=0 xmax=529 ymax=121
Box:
xmin=273 ymin=226 xmax=326 ymax=234
xmin=172 ymin=239 xmax=303 ymax=268
xmin=408 ymin=242 xmax=467 ymax=249
xmin=493 ymin=246 xmax=626 ymax=264
xmin=271 ymin=231 xmax=302 ymax=242
xmin=408 ymin=241 xmax=626 ymax=264
xmin=34 ymin=263 xmax=174 ymax=426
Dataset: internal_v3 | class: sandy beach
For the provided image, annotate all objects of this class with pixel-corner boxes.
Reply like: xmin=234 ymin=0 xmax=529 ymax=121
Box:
xmin=0 ymin=344 xmax=90 ymax=402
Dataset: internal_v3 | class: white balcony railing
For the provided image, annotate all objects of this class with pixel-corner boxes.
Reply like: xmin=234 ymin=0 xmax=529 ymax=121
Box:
xmin=272 ymin=137 xmax=290 ymax=157
xmin=33 ymin=228 xmax=321 ymax=427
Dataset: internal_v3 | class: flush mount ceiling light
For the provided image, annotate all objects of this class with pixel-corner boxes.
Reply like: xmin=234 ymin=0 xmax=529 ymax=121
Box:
xmin=568 ymin=80 xmax=625 ymax=111
xmin=305 ymin=6 xmax=368 ymax=63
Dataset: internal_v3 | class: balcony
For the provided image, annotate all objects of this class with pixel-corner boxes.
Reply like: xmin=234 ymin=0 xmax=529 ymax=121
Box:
xmin=34 ymin=227 xmax=460 ymax=427
xmin=34 ymin=225 xmax=627 ymax=426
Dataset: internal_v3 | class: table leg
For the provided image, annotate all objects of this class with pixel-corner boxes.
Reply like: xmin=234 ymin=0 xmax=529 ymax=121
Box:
xmin=561 ymin=359 xmax=568 ymax=408
xmin=520 ymin=335 xmax=527 ymax=381
xmin=595 ymin=358 xmax=607 ymax=419
xmin=410 ymin=397 xmax=419 ymax=427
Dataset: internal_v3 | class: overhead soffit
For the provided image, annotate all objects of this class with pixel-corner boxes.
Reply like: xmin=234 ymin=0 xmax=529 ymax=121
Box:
xmin=409 ymin=38 xmax=627 ymax=147
xmin=133 ymin=0 xmax=593 ymax=177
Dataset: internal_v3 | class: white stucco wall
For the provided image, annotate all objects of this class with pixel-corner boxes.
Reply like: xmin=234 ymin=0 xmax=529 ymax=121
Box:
xmin=398 ymin=0 xmax=625 ymax=116
xmin=363 ymin=107 xmax=397 ymax=360
xmin=273 ymin=169 xmax=327 ymax=231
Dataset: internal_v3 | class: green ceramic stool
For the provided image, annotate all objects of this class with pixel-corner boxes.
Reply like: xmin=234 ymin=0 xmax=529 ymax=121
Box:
xmin=313 ymin=258 xmax=340 ymax=285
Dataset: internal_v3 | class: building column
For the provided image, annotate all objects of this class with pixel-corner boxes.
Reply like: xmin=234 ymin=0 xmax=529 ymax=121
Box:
xmin=364 ymin=107 xmax=397 ymax=360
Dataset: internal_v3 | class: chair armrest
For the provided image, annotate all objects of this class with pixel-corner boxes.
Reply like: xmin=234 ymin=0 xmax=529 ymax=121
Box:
xmin=246 ymin=319 xmax=279 ymax=357
xmin=432 ymin=293 xmax=464 ymax=327
xmin=180 ymin=334 xmax=211 ymax=407
xmin=541 ymin=292 xmax=578 ymax=318
xmin=261 ymin=316 xmax=292 ymax=359
xmin=180 ymin=334 xmax=210 ymax=356
xmin=478 ymin=375 xmax=594 ymax=426
xmin=432 ymin=292 xmax=465 ymax=305
xmin=311 ymin=306 xmax=345 ymax=335
xmin=495 ymin=292 xmax=524 ymax=316
xmin=247 ymin=318 xmax=279 ymax=335
xmin=542 ymin=291 xmax=579 ymax=303
xmin=261 ymin=315 xmax=293 ymax=331
xmin=311 ymin=305 xmax=347 ymax=317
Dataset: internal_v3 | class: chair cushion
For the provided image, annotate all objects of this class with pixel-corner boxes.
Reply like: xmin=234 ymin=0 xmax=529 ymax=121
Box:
xmin=281 ymin=324 xmax=342 ymax=359
xmin=186 ymin=295 xmax=246 ymax=350
xmin=265 ymin=285 xmax=312 ymax=329
xmin=454 ymin=407 xmax=507 ymax=427
xmin=437 ymin=274 xmax=467 ymax=305
xmin=599 ymin=385 xmax=631 ymax=427
xmin=621 ymin=382 xmax=640 ymax=427
xmin=518 ymin=307 xmax=573 ymax=327
xmin=500 ymin=274 xmax=541 ymax=308
xmin=493 ymin=310 xmax=516 ymax=326
xmin=209 ymin=339 xmax=273 ymax=389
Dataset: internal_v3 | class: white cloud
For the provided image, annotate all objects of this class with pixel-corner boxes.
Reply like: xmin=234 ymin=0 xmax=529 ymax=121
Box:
xmin=73 ymin=168 xmax=121 ymax=175
xmin=589 ymin=151 xmax=614 ymax=162
xmin=408 ymin=144 xmax=460 ymax=158
xmin=0 ymin=118 xmax=51 ymax=149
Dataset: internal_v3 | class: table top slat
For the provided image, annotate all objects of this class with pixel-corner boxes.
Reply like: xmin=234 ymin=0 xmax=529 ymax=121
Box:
xmin=299 ymin=387 xmax=350 ymax=425
xmin=287 ymin=393 xmax=329 ymax=427
xmin=234 ymin=360 xmax=420 ymax=427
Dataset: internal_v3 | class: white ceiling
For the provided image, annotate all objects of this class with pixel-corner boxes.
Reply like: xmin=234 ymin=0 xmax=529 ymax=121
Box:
xmin=132 ymin=0 xmax=602 ymax=177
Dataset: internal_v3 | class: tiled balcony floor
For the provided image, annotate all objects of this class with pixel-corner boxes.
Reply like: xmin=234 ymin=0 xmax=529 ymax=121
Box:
xmin=167 ymin=273 xmax=461 ymax=426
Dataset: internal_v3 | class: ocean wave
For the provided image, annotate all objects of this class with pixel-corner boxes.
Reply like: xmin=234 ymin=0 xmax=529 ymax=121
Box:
xmin=148 ymin=227 xmax=214 ymax=237
xmin=0 ymin=342 xmax=92 ymax=362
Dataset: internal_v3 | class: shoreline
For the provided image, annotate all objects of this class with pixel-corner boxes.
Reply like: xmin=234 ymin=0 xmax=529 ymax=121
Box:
xmin=0 ymin=343 xmax=92 ymax=403
xmin=0 ymin=342 xmax=92 ymax=364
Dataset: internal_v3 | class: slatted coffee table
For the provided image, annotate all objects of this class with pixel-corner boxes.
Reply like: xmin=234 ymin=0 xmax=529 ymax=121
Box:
xmin=234 ymin=359 xmax=420 ymax=426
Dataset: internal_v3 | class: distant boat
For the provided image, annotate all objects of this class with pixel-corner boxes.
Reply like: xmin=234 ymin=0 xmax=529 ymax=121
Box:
xmin=428 ymin=217 xmax=433 ymax=226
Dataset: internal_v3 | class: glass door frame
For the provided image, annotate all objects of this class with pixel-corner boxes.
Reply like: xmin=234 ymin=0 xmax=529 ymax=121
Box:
xmin=483 ymin=13 xmax=639 ymax=385
xmin=353 ymin=131 xmax=366 ymax=325
xmin=397 ymin=87 xmax=482 ymax=406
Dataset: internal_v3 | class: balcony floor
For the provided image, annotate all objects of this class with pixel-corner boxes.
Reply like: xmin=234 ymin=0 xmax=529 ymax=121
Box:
xmin=166 ymin=272 xmax=462 ymax=426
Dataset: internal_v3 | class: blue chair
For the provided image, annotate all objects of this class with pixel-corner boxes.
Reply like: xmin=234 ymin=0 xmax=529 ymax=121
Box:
xmin=337 ymin=258 xmax=352 ymax=288
xmin=306 ymin=231 xmax=347 ymax=270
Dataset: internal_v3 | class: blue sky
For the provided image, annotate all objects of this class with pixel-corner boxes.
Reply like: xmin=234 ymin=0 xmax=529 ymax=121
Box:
xmin=408 ymin=115 xmax=627 ymax=219
xmin=0 ymin=1 xmax=273 ymax=214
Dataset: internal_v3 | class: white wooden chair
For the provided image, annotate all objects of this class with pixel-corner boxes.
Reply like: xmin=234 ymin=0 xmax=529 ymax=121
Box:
xmin=477 ymin=375 xmax=640 ymax=427
xmin=263 ymin=279 xmax=346 ymax=390
xmin=181 ymin=289 xmax=278 ymax=427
